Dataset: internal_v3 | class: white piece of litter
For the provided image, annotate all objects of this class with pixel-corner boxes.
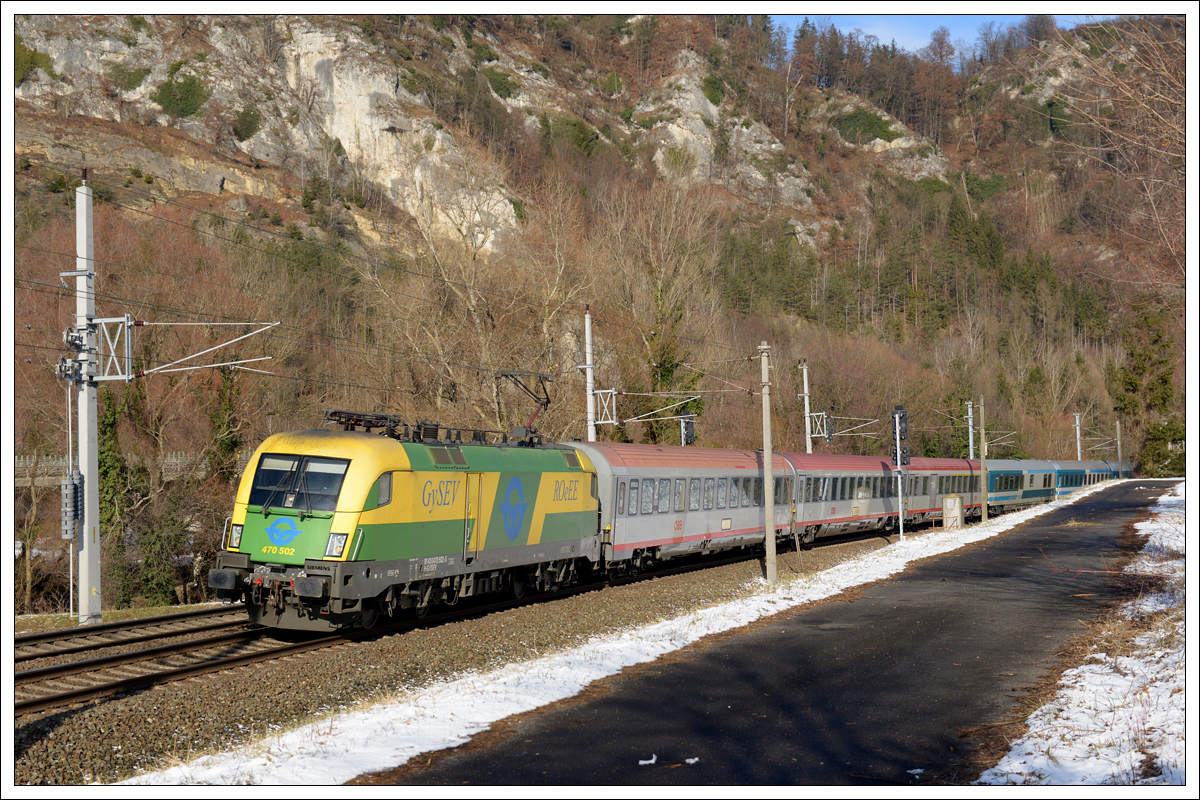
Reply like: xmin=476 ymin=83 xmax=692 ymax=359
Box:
xmin=686 ymin=758 xmax=699 ymax=765
xmin=639 ymin=754 xmax=657 ymax=766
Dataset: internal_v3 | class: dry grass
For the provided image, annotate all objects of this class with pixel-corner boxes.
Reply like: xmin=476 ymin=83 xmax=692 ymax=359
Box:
xmin=14 ymin=602 xmax=222 ymax=636
xmin=938 ymin=512 xmax=1183 ymax=785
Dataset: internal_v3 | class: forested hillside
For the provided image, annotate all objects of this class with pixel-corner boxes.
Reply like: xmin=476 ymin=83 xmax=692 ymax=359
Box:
xmin=13 ymin=14 xmax=1184 ymax=611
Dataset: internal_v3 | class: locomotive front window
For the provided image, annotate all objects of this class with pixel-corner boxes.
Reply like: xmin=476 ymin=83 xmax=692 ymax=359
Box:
xmin=249 ymin=454 xmax=350 ymax=512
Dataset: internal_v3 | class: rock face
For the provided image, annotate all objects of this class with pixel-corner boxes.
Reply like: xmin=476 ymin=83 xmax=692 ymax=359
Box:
xmin=15 ymin=15 xmax=950 ymax=255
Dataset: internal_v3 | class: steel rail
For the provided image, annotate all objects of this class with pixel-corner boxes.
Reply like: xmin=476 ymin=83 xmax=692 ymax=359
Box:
xmin=15 ymin=617 xmax=253 ymax=663
xmin=15 ymin=604 xmax=242 ymax=646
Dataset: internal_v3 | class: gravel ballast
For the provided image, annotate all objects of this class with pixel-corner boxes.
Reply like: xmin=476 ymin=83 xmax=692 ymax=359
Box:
xmin=15 ymin=535 xmax=895 ymax=785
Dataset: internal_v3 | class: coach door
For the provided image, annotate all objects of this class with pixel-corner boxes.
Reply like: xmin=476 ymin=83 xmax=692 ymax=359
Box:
xmin=463 ymin=473 xmax=483 ymax=564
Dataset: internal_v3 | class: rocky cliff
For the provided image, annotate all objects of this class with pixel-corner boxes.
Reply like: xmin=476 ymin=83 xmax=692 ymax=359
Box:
xmin=15 ymin=14 xmax=946 ymax=254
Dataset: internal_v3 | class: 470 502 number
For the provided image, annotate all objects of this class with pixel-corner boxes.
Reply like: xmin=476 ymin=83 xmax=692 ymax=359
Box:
xmin=260 ymin=545 xmax=296 ymax=556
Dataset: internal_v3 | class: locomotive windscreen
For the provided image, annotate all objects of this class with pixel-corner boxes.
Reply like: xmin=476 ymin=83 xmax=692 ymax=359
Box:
xmin=248 ymin=454 xmax=350 ymax=512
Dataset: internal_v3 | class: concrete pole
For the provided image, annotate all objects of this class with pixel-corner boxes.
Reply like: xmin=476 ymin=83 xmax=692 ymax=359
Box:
xmin=1075 ymin=412 xmax=1082 ymax=460
xmin=1116 ymin=420 xmax=1123 ymax=476
xmin=980 ymin=395 xmax=988 ymax=523
xmin=895 ymin=411 xmax=905 ymax=541
xmin=76 ymin=175 xmax=102 ymax=625
xmin=800 ymin=360 xmax=812 ymax=454
xmin=584 ymin=308 xmax=596 ymax=442
xmin=967 ymin=400 xmax=974 ymax=461
xmin=760 ymin=342 xmax=776 ymax=584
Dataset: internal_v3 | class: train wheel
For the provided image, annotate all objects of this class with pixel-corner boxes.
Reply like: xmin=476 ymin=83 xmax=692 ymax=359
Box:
xmin=360 ymin=604 xmax=380 ymax=629
xmin=800 ymin=527 xmax=816 ymax=547
xmin=512 ymin=572 xmax=528 ymax=599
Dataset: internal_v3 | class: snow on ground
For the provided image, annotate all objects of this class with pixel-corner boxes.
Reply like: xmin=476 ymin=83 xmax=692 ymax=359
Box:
xmin=118 ymin=480 xmax=1185 ymax=785
xmin=977 ymin=480 xmax=1186 ymax=785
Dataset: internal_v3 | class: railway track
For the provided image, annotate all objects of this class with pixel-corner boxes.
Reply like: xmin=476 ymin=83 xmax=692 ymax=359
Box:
xmin=14 ymin=527 xmax=893 ymax=719
xmin=15 ymin=605 xmax=250 ymax=663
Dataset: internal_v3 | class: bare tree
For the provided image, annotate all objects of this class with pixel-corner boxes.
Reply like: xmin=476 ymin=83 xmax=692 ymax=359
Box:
xmin=1058 ymin=16 xmax=1185 ymax=324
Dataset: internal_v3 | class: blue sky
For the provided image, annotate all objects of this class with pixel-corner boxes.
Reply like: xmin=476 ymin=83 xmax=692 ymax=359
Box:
xmin=769 ymin=14 xmax=1100 ymax=56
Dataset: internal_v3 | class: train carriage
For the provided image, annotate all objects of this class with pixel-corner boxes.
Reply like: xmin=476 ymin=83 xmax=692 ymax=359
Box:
xmin=209 ymin=410 xmax=1133 ymax=632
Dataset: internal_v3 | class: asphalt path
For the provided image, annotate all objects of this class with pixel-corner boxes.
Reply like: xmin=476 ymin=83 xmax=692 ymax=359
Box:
xmin=358 ymin=481 xmax=1163 ymax=785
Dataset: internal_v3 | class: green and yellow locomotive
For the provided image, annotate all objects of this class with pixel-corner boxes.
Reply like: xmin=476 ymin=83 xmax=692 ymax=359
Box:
xmin=209 ymin=411 xmax=599 ymax=630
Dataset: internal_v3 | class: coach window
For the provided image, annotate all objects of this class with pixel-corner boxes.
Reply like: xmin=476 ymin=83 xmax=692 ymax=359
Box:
xmin=627 ymin=482 xmax=638 ymax=515
xmin=689 ymin=478 xmax=701 ymax=511
xmin=716 ymin=478 xmax=728 ymax=509
xmin=752 ymin=478 xmax=762 ymax=506
xmin=703 ymin=478 xmax=715 ymax=510
xmin=642 ymin=479 xmax=655 ymax=514
xmin=659 ymin=479 xmax=672 ymax=513
xmin=738 ymin=479 xmax=750 ymax=507
xmin=674 ymin=479 xmax=685 ymax=512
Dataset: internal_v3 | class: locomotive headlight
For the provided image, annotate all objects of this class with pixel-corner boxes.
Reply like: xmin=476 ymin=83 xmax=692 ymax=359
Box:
xmin=325 ymin=532 xmax=349 ymax=558
xmin=228 ymin=524 xmax=243 ymax=549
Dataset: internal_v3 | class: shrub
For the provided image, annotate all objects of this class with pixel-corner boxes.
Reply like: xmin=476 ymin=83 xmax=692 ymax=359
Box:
xmin=509 ymin=197 xmax=527 ymax=222
xmin=152 ymin=73 xmax=211 ymax=117
xmin=15 ymin=35 xmax=56 ymax=86
xmin=700 ymin=76 xmax=724 ymax=106
xmin=831 ymin=109 xmax=901 ymax=144
xmin=470 ymin=40 xmax=498 ymax=65
xmin=232 ymin=105 xmax=263 ymax=141
xmin=107 ymin=63 xmax=151 ymax=91
xmin=528 ymin=61 xmax=548 ymax=78
xmin=483 ymin=67 xmax=518 ymax=99
xmin=962 ymin=172 xmax=1006 ymax=203
xmin=599 ymin=71 xmax=622 ymax=97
